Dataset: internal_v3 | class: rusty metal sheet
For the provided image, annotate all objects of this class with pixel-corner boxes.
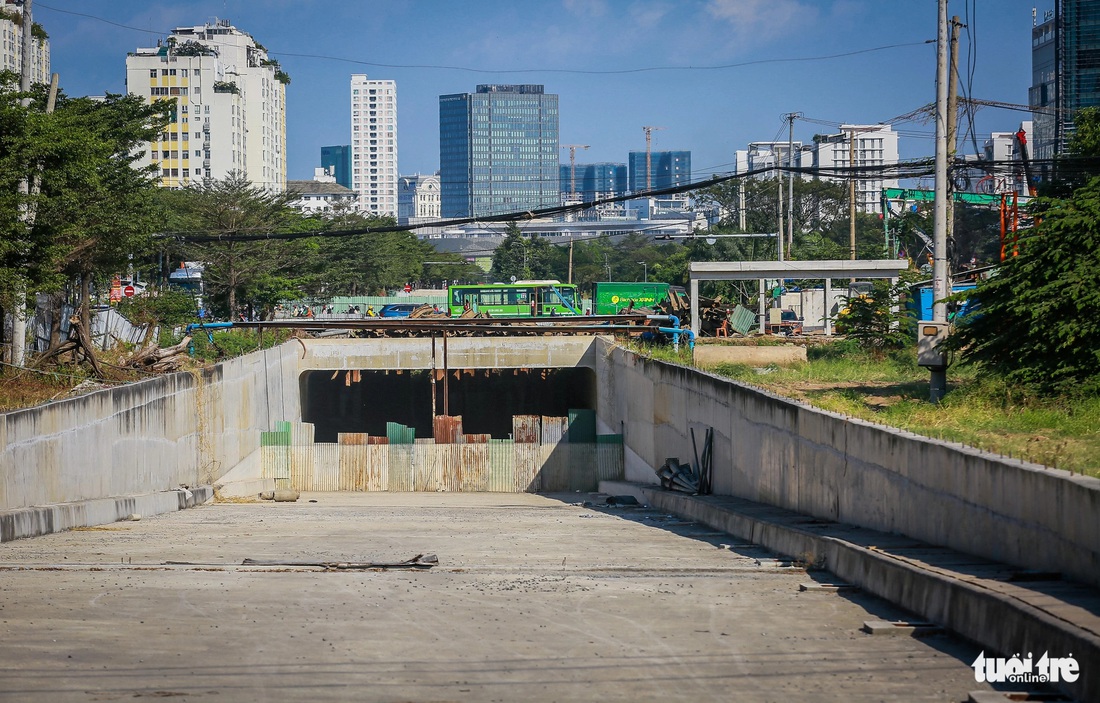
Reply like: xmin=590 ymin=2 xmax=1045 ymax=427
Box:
xmin=289 ymin=446 xmax=314 ymax=492
xmin=415 ymin=444 xmax=443 ymax=492
xmin=461 ymin=444 xmax=488 ymax=491
xmin=338 ymin=433 xmax=368 ymax=446
xmin=513 ymin=415 xmax=540 ymax=443
xmin=388 ymin=444 xmax=416 ymax=491
xmin=538 ymin=444 xmax=571 ymax=491
xmin=540 ymin=416 xmax=568 ymax=445
xmin=597 ymin=441 xmax=625 ymax=483
xmin=312 ymin=443 xmax=341 ymax=491
xmin=339 ymin=443 xmax=368 ymax=490
xmin=440 ymin=445 xmax=462 ymax=492
xmin=569 ymin=444 xmax=600 ymax=492
xmin=291 ymin=422 xmax=315 ymax=446
xmin=463 ymin=434 xmax=490 ymax=444
xmin=261 ymin=446 xmax=290 ymax=488
xmin=366 ymin=435 xmax=389 ymax=445
xmin=364 ymin=445 xmax=389 ymax=491
xmin=433 ymin=415 xmax=464 ymax=444
xmin=514 ymin=442 xmax=542 ymax=492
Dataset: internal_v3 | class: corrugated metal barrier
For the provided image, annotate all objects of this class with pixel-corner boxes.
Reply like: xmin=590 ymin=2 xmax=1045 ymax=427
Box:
xmin=260 ymin=414 xmax=623 ymax=493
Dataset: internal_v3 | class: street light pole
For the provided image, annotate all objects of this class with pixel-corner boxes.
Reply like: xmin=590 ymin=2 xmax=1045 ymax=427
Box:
xmin=637 ymin=262 xmax=647 ymax=282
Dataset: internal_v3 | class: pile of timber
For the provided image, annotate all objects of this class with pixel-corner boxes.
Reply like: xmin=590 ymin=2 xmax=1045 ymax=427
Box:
xmin=125 ymin=335 xmax=193 ymax=373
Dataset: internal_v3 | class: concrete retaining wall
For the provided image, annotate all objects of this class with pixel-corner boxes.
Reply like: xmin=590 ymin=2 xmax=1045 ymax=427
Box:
xmin=0 ymin=343 xmax=300 ymax=523
xmin=595 ymin=340 xmax=1100 ymax=589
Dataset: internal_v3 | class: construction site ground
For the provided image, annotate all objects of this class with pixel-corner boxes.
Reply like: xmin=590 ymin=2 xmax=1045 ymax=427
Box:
xmin=0 ymin=492 xmax=996 ymax=702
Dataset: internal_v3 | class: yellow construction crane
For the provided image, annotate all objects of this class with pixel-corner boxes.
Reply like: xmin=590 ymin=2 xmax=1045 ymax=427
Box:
xmin=642 ymin=126 xmax=665 ymax=190
xmin=560 ymin=144 xmax=590 ymax=198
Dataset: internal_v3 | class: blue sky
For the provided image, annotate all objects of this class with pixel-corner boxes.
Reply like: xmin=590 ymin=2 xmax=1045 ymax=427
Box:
xmin=35 ymin=0 xmax=1042 ymax=183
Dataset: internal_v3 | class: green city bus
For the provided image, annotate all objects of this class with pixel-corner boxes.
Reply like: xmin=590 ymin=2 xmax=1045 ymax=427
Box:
xmin=447 ymin=281 xmax=581 ymax=317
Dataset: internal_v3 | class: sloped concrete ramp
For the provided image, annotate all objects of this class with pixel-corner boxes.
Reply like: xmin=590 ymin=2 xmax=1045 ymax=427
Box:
xmin=0 ymin=493 xmax=993 ymax=702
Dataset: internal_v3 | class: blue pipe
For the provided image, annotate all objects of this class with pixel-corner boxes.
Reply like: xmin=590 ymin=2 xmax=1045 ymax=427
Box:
xmin=185 ymin=321 xmax=234 ymax=356
xmin=657 ymin=326 xmax=695 ymax=351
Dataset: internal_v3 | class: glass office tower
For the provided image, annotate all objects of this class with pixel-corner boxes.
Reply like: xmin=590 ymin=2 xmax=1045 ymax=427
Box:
xmin=559 ymin=162 xmax=628 ymax=201
xmin=439 ymin=84 xmax=560 ymax=218
xmin=627 ymin=151 xmax=691 ymax=193
xmin=1030 ymin=0 xmax=1100 ymax=169
xmin=320 ymin=145 xmax=351 ymax=189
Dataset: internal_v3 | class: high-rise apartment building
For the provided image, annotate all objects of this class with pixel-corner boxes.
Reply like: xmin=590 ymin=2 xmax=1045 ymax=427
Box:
xmin=1 ymin=1 xmax=49 ymax=85
xmin=559 ymin=163 xmax=627 ymax=201
xmin=349 ymin=74 xmax=398 ymax=217
xmin=811 ymin=125 xmax=899 ymax=214
xmin=439 ymin=84 xmax=559 ymax=218
xmin=627 ymin=151 xmax=691 ymax=193
xmin=733 ymin=142 xmax=806 ymax=178
xmin=320 ymin=145 xmax=352 ymax=189
xmin=1030 ymin=1 xmax=1100 ymax=169
xmin=125 ymin=19 xmax=287 ymax=190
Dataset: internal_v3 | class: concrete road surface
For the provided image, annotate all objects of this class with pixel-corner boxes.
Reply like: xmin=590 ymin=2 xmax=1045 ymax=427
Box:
xmin=0 ymin=493 xmax=994 ymax=702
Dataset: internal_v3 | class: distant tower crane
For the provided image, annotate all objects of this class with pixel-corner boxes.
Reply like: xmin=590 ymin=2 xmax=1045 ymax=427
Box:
xmin=560 ymin=144 xmax=590 ymax=199
xmin=642 ymin=126 xmax=666 ymax=190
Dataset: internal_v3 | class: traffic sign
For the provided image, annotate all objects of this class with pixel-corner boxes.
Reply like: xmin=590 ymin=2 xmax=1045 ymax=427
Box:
xmin=123 ymin=285 xmax=135 ymax=297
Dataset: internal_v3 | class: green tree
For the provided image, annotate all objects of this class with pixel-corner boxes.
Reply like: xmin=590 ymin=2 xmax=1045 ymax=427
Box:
xmin=489 ymin=224 xmax=556 ymax=282
xmin=162 ymin=173 xmax=312 ymax=318
xmin=0 ymin=75 xmax=169 ymax=347
xmin=947 ymin=177 xmax=1100 ymax=393
xmin=947 ymin=107 xmax=1100 ymax=393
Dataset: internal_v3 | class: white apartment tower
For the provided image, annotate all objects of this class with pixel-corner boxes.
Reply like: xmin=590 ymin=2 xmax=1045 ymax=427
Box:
xmin=1 ymin=1 xmax=49 ymax=85
xmin=125 ymin=19 xmax=286 ymax=190
xmin=811 ymin=124 xmax=899 ymax=214
xmin=350 ymin=74 xmax=398 ymax=216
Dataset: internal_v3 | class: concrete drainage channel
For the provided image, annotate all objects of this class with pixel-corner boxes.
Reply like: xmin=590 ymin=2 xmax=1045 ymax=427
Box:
xmin=600 ymin=481 xmax=1095 ymax=703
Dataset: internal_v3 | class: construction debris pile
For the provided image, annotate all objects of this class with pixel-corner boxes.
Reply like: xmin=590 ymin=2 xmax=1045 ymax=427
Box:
xmin=655 ymin=427 xmax=714 ymax=495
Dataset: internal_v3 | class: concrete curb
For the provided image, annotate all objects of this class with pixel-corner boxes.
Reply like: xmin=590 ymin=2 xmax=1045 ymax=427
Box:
xmin=603 ymin=481 xmax=1099 ymax=703
xmin=0 ymin=486 xmax=213 ymax=542
xmin=213 ymin=477 xmax=275 ymax=500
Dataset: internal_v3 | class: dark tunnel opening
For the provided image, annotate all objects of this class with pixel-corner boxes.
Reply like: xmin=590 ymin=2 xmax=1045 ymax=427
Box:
xmin=300 ymin=368 xmax=597 ymax=443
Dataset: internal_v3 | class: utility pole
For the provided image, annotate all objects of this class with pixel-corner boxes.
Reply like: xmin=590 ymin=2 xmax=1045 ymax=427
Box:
xmin=567 ymin=236 xmax=574 ymax=284
xmin=642 ymin=126 xmax=665 ymax=190
xmin=559 ymin=144 xmax=589 ymax=199
xmin=946 ymin=16 xmax=963 ymax=246
xmin=739 ymin=179 xmax=746 ymax=231
xmin=930 ymin=0 xmax=950 ymax=403
xmin=784 ymin=112 xmax=802 ymax=253
xmin=848 ymin=127 xmax=857 ymax=265
xmin=776 ymin=165 xmax=784 ymax=262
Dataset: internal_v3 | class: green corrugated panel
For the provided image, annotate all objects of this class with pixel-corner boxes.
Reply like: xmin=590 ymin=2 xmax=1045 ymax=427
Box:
xmin=596 ymin=434 xmax=623 ymax=445
xmin=387 ymin=422 xmax=416 ymax=445
xmin=275 ymin=421 xmax=292 ymax=433
xmin=261 ymin=430 xmax=291 ymax=447
xmin=567 ymin=409 xmax=597 ymax=444
xmin=729 ymin=305 xmax=757 ymax=336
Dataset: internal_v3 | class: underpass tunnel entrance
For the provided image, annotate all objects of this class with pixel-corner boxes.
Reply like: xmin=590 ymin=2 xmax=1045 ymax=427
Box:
xmin=300 ymin=368 xmax=597 ymax=443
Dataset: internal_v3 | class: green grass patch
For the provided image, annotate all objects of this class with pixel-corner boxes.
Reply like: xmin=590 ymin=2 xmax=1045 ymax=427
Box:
xmin=624 ymin=338 xmax=1100 ymax=477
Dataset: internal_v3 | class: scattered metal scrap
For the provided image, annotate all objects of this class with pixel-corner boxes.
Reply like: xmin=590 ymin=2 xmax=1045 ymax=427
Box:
xmin=240 ymin=553 xmax=438 ymax=570
xmin=656 ymin=427 xmax=714 ymax=495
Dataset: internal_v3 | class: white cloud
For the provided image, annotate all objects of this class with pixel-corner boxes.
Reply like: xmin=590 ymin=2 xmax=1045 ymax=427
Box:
xmin=704 ymin=0 xmax=820 ymax=43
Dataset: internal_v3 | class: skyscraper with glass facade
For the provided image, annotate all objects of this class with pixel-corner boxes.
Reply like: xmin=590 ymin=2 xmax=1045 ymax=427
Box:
xmin=559 ymin=163 xmax=628 ymax=201
xmin=1030 ymin=0 xmax=1100 ymax=168
xmin=439 ymin=84 xmax=559 ymax=218
xmin=627 ymin=151 xmax=691 ymax=193
xmin=320 ymin=145 xmax=351 ymax=189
